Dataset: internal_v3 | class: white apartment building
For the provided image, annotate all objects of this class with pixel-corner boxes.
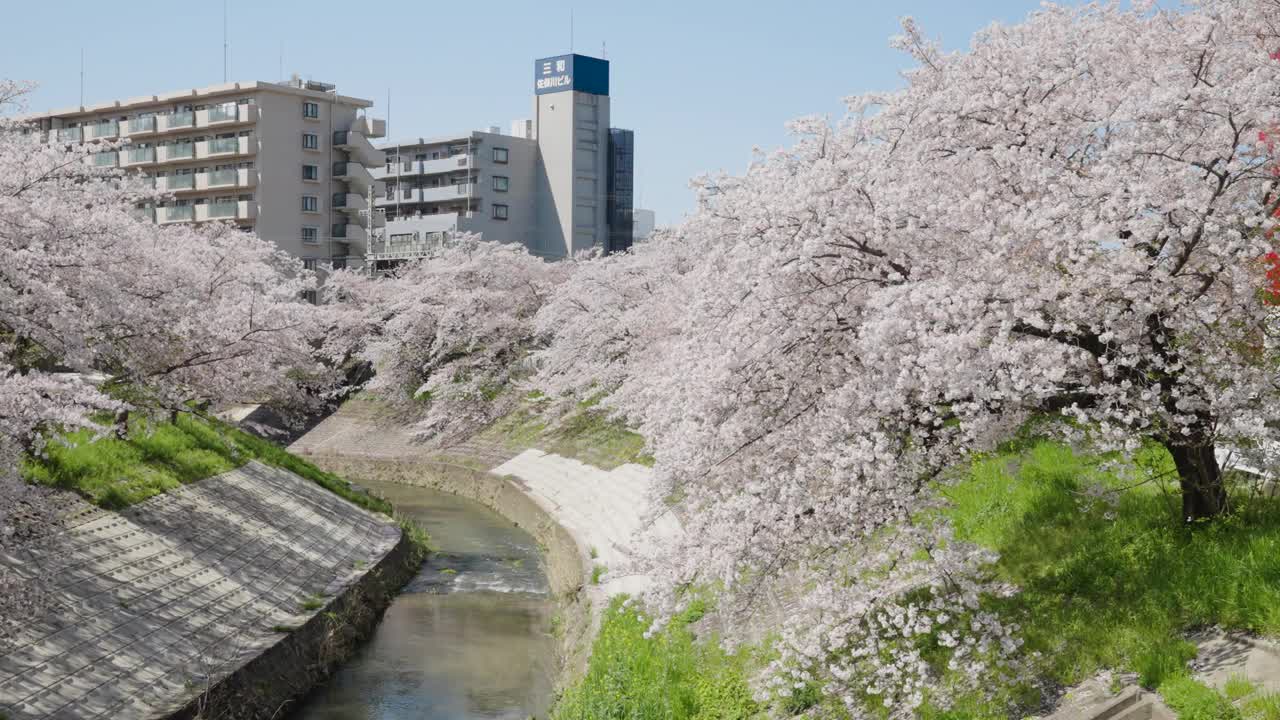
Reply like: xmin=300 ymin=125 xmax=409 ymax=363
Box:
xmin=369 ymin=53 xmax=634 ymax=265
xmin=20 ymin=76 xmax=386 ymax=271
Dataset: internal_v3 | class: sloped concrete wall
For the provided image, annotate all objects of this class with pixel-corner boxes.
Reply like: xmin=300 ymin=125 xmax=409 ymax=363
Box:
xmin=0 ymin=462 xmax=409 ymax=720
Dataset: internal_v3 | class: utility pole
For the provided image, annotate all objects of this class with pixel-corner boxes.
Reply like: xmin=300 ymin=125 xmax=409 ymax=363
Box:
xmin=79 ymin=49 xmax=84 ymax=107
xmin=223 ymin=0 xmax=228 ymax=82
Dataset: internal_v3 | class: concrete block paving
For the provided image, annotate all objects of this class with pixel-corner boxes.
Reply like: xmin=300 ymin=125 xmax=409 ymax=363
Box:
xmin=0 ymin=461 xmax=399 ymax=720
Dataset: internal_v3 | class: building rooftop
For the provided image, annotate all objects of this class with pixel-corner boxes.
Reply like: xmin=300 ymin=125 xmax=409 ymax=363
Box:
xmin=17 ymin=76 xmax=373 ymax=121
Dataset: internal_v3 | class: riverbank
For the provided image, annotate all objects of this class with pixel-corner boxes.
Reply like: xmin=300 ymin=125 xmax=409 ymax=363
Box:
xmin=288 ymin=396 xmax=677 ymax=686
xmin=0 ymin=460 xmax=419 ymax=720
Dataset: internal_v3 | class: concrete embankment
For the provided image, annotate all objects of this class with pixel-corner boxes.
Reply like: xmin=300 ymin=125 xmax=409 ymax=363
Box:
xmin=290 ymin=400 xmax=683 ymax=683
xmin=0 ymin=461 xmax=415 ymax=720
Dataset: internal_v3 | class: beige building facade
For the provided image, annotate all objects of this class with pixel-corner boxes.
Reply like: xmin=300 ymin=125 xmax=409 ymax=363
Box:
xmin=20 ymin=76 xmax=386 ymax=270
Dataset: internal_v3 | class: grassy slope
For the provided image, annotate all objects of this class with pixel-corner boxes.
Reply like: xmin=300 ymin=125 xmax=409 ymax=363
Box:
xmin=942 ymin=440 xmax=1280 ymax=718
xmin=552 ymin=436 xmax=1280 ymax=720
xmin=24 ymin=412 xmax=391 ymax=515
xmin=476 ymin=401 xmax=654 ymax=470
xmin=552 ymin=596 xmax=759 ymax=720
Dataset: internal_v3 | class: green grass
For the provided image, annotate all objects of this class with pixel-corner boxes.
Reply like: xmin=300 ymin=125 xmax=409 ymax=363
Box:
xmin=591 ymin=564 xmax=607 ymax=585
xmin=23 ymin=412 xmax=391 ymax=515
xmin=1245 ymin=692 xmax=1280 ymax=720
xmin=475 ymin=400 xmax=653 ymax=470
xmin=552 ymin=596 xmax=758 ymax=720
xmin=1159 ymin=675 xmax=1240 ymax=720
xmin=300 ymin=594 xmax=325 ymax=612
xmin=939 ymin=439 xmax=1280 ymax=712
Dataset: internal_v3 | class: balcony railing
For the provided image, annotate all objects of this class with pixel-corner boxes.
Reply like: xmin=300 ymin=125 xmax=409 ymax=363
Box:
xmin=332 ymin=192 xmax=349 ymax=208
xmin=208 ymin=104 xmax=238 ymax=123
xmin=209 ymin=137 xmax=239 ymax=154
xmin=93 ymin=151 xmax=117 ymax=167
xmin=127 ymin=147 xmax=155 ymax=163
xmin=164 ymin=143 xmax=195 ymax=160
xmin=169 ymin=111 xmax=195 ymax=128
xmin=57 ymin=127 xmax=82 ymax=143
xmin=161 ymin=174 xmax=195 ymax=191
xmin=128 ymin=116 xmax=156 ymax=133
xmin=207 ymin=201 xmax=239 ymax=219
xmin=208 ymin=168 xmax=239 ymax=187
xmin=163 ymin=205 xmax=194 ymax=222
xmin=331 ymin=223 xmax=347 ymax=239
xmin=89 ymin=121 xmax=118 ymax=139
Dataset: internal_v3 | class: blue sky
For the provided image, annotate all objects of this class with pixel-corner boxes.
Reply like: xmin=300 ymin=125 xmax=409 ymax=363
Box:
xmin=3 ymin=0 xmax=1050 ymax=225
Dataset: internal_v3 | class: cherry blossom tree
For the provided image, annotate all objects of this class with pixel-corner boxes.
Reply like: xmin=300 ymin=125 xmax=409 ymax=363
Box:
xmin=534 ymin=1 xmax=1280 ymax=713
xmin=322 ymin=237 xmax=567 ymax=443
xmin=1 ymin=79 xmax=335 ymax=638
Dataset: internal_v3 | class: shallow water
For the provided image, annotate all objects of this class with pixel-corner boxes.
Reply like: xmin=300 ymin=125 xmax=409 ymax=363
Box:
xmin=290 ymin=479 xmax=557 ymax=720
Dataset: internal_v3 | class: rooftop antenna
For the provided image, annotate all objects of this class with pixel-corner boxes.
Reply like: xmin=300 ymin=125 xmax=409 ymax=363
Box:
xmin=222 ymin=0 xmax=228 ymax=82
xmin=570 ymin=9 xmax=574 ymax=53
xmin=387 ymin=88 xmax=391 ymax=139
xmin=602 ymin=41 xmax=607 ymax=59
xmin=278 ymin=41 xmax=283 ymax=81
xmin=79 ymin=49 xmax=84 ymax=107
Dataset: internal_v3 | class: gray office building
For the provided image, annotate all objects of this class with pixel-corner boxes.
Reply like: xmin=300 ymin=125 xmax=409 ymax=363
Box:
xmin=369 ymin=53 xmax=635 ymax=264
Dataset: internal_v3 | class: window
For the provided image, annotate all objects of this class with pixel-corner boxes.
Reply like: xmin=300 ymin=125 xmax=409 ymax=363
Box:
xmin=302 ymin=164 xmax=319 ymax=181
xmin=302 ymin=258 xmax=318 ymax=271
xmin=493 ymin=147 xmax=508 ymax=164
xmin=302 ymin=132 xmax=319 ymax=150
xmin=303 ymin=101 xmax=320 ymax=119
xmin=301 ymin=226 xmax=319 ymax=244
xmin=492 ymin=175 xmax=509 ymax=192
xmin=492 ymin=203 xmax=509 ymax=221
xmin=302 ymin=195 xmax=319 ymax=212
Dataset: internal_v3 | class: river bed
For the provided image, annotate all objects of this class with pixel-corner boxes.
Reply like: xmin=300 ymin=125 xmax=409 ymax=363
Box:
xmin=290 ymin=479 xmax=557 ymax=720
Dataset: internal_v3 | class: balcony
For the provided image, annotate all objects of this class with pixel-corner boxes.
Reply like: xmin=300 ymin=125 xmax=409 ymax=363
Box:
xmin=55 ymin=127 xmax=82 ymax=143
xmin=88 ymin=121 xmax=118 ymax=140
xmin=158 ymin=111 xmax=195 ymax=133
xmin=333 ymin=161 xmax=377 ymax=194
xmin=331 ymin=223 xmax=368 ymax=244
xmin=159 ymin=205 xmax=194 ymax=224
xmin=132 ymin=206 xmax=155 ymax=223
xmin=121 ymin=147 xmax=155 ymax=167
xmin=197 ymin=167 xmax=255 ymax=191
xmin=332 ymin=129 xmax=381 ymax=168
xmin=197 ymin=135 xmax=254 ymax=159
xmin=331 ymin=192 xmax=367 ymax=214
xmin=196 ymin=200 xmax=256 ymax=222
xmin=122 ymin=116 xmax=156 ymax=138
xmin=156 ymin=142 xmax=195 ymax=163
xmin=367 ymin=232 xmax=444 ymax=261
xmin=375 ymin=154 xmax=471 ymax=180
xmin=198 ymin=103 xmax=241 ymax=126
xmin=155 ymin=174 xmax=195 ymax=192
xmin=92 ymin=151 xmax=118 ymax=168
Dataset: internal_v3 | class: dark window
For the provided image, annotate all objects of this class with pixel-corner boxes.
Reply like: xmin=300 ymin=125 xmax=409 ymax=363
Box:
xmin=302 ymin=133 xmax=319 ymax=150
xmin=493 ymin=147 xmax=508 ymax=164
xmin=302 ymin=258 xmax=318 ymax=271
xmin=301 ymin=227 xmax=318 ymax=244
xmin=302 ymin=164 xmax=319 ymax=181
xmin=492 ymin=175 xmax=509 ymax=192
xmin=492 ymin=203 xmax=509 ymax=220
xmin=302 ymin=195 xmax=319 ymax=212
xmin=303 ymin=101 xmax=320 ymax=119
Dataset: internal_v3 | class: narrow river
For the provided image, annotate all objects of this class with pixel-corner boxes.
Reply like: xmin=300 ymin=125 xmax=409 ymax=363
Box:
xmin=291 ymin=478 xmax=558 ymax=720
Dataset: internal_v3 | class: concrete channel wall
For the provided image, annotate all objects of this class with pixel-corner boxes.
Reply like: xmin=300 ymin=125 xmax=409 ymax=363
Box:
xmin=0 ymin=462 xmax=414 ymax=720
xmin=302 ymin=454 xmax=598 ymax=681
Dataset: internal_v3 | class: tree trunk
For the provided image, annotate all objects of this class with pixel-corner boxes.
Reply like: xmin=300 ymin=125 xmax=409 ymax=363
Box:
xmin=1165 ymin=441 xmax=1228 ymax=521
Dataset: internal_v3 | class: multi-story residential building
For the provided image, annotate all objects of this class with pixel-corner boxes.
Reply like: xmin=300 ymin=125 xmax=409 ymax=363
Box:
xmin=20 ymin=75 xmax=386 ymax=270
xmin=368 ymin=53 xmax=635 ymax=265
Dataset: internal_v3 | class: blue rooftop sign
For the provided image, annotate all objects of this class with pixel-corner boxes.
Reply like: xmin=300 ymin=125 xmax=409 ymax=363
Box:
xmin=534 ymin=54 xmax=609 ymax=96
